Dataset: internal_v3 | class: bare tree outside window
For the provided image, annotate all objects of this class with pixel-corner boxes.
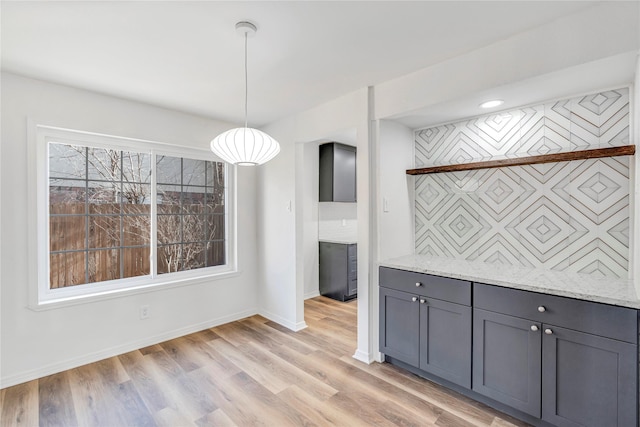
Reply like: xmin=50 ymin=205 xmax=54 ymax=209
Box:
xmin=48 ymin=143 xmax=225 ymax=288
xmin=156 ymin=156 xmax=225 ymax=274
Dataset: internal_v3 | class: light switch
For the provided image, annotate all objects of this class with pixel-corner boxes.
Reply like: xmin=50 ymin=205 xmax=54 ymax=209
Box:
xmin=383 ymin=197 xmax=389 ymax=213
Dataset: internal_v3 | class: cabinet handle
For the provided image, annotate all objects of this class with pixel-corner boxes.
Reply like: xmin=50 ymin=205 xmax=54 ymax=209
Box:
xmin=530 ymin=325 xmax=539 ymax=331
xmin=411 ymin=296 xmax=418 ymax=302
xmin=419 ymin=298 xmax=426 ymax=304
xmin=415 ymin=282 xmax=422 ymax=287
xmin=545 ymin=328 xmax=553 ymax=335
xmin=538 ymin=306 xmax=546 ymax=313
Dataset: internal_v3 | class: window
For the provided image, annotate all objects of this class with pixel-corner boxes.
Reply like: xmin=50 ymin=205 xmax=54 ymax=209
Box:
xmin=49 ymin=145 xmax=152 ymax=287
xmin=155 ymin=156 xmax=225 ymax=274
xmin=34 ymin=125 xmax=235 ymax=305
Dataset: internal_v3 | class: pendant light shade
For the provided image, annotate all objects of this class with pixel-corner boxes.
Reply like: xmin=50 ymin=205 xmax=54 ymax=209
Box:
xmin=210 ymin=21 xmax=280 ymax=166
xmin=211 ymin=127 xmax=280 ymax=166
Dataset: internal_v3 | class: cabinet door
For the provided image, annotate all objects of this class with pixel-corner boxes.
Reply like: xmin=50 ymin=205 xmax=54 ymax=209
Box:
xmin=319 ymin=242 xmax=348 ymax=301
xmin=542 ymin=325 xmax=637 ymax=427
xmin=332 ymin=144 xmax=356 ymax=202
xmin=379 ymin=287 xmax=420 ymax=367
xmin=319 ymin=143 xmax=356 ymax=202
xmin=473 ymin=309 xmax=542 ymax=417
xmin=419 ymin=298 xmax=471 ymax=388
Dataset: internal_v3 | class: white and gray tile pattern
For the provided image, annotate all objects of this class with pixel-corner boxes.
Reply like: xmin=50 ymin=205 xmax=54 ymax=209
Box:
xmin=415 ymin=88 xmax=631 ymax=279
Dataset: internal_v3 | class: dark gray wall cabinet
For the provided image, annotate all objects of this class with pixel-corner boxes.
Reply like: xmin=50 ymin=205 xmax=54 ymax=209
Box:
xmin=379 ymin=268 xmax=639 ymax=427
xmin=319 ymin=242 xmax=357 ymax=301
xmin=379 ymin=267 xmax=472 ymax=388
xmin=319 ymin=142 xmax=356 ymax=202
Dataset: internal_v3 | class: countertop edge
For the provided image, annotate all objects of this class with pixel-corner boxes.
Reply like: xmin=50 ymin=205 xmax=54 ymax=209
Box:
xmin=319 ymin=239 xmax=357 ymax=245
xmin=379 ymin=257 xmax=640 ymax=310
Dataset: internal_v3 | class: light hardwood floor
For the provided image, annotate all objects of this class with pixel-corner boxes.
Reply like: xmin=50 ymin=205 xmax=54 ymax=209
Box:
xmin=1 ymin=297 xmax=529 ymax=426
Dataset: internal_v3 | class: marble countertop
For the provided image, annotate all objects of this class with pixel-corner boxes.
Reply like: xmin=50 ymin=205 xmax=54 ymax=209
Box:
xmin=319 ymin=238 xmax=357 ymax=245
xmin=379 ymin=254 xmax=640 ymax=309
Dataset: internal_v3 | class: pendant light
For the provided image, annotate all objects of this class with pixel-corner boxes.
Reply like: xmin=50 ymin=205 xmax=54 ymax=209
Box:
xmin=210 ymin=21 xmax=281 ymax=166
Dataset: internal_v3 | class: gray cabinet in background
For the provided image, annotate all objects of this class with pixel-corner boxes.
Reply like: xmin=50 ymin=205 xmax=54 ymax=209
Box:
xmin=319 ymin=142 xmax=356 ymax=202
xmin=319 ymin=242 xmax=357 ymax=301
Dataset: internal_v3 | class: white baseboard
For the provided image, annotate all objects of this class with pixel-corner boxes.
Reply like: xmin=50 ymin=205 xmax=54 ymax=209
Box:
xmin=304 ymin=290 xmax=320 ymax=300
xmin=352 ymin=348 xmax=373 ymax=364
xmin=259 ymin=309 xmax=308 ymax=331
xmin=0 ymin=308 xmax=257 ymax=389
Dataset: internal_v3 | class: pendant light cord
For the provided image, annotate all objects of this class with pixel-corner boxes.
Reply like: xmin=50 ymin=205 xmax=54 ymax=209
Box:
xmin=244 ymin=32 xmax=248 ymax=129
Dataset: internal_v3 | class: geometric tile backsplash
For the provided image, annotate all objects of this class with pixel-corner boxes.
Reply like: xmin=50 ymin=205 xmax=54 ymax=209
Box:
xmin=415 ymin=88 xmax=631 ymax=278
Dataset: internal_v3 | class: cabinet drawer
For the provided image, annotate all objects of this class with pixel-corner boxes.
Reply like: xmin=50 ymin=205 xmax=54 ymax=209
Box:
xmin=474 ymin=283 xmax=638 ymax=344
xmin=380 ymin=267 xmax=471 ymax=306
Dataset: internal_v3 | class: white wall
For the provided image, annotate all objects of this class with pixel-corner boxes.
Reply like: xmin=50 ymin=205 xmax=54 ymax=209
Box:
xmin=377 ymin=120 xmax=415 ymax=262
xmin=255 ymin=118 xmax=299 ymax=329
xmin=301 ymin=142 xmax=320 ymax=300
xmin=0 ymin=72 xmax=260 ymax=387
xmin=318 ymin=202 xmax=358 ymax=243
xmin=258 ymin=88 xmax=373 ymax=360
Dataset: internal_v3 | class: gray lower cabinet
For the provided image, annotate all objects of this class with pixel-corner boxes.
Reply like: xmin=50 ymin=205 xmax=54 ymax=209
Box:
xmin=319 ymin=242 xmax=357 ymax=301
xmin=473 ymin=283 xmax=638 ymax=427
xmin=379 ymin=287 xmax=420 ymax=366
xmin=419 ymin=297 xmax=471 ymax=388
xmin=542 ymin=325 xmax=637 ymax=427
xmin=379 ymin=267 xmax=472 ymax=388
xmin=381 ymin=268 xmax=639 ymax=427
xmin=473 ymin=308 xmax=542 ymax=417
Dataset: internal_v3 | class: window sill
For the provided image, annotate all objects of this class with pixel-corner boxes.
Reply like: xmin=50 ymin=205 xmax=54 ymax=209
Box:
xmin=28 ymin=268 xmax=241 ymax=311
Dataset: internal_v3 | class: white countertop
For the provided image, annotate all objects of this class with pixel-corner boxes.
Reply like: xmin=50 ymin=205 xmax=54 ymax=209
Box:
xmin=319 ymin=238 xmax=357 ymax=245
xmin=379 ymin=254 xmax=640 ymax=309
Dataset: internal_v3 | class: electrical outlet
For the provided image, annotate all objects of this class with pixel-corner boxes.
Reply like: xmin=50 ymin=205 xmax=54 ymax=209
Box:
xmin=140 ymin=305 xmax=150 ymax=320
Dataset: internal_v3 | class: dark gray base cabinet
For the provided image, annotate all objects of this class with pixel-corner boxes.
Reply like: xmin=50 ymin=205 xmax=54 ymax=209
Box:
xmin=319 ymin=242 xmax=357 ymax=302
xmin=379 ymin=268 xmax=639 ymax=427
xmin=473 ymin=283 xmax=638 ymax=427
xmin=379 ymin=287 xmax=420 ymax=366
xmin=419 ymin=297 xmax=471 ymax=388
xmin=379 ymin=267 xmax=471 ymax=388
xmin=541 ymin=325 xmax=637 ymax=427
xmin=473 ymin=308 xmax=542 ymax=417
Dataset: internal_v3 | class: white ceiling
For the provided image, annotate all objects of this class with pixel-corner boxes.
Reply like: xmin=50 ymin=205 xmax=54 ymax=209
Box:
xmin=392 ymin=51 xmax=639 ymax=130
xmin=0 ymin=1 xmax=629 ymax=129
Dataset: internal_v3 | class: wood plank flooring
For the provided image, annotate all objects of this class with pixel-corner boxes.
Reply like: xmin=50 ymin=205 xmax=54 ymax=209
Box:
xmin=1 ymin=297 xmax=530 ymax=426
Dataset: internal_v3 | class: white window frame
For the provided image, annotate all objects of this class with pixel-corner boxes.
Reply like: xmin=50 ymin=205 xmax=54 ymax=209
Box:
xmin=29 ymin=123 xmax=237 ymax=309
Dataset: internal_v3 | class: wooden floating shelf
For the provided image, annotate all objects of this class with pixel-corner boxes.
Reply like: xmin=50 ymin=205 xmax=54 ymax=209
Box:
xmin=406 ymin=145 xmax=636 ymax=176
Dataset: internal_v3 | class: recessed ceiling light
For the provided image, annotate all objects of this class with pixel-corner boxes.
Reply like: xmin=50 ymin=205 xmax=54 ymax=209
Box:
xmin=480 ymin=99 xmax=504 ymax=109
